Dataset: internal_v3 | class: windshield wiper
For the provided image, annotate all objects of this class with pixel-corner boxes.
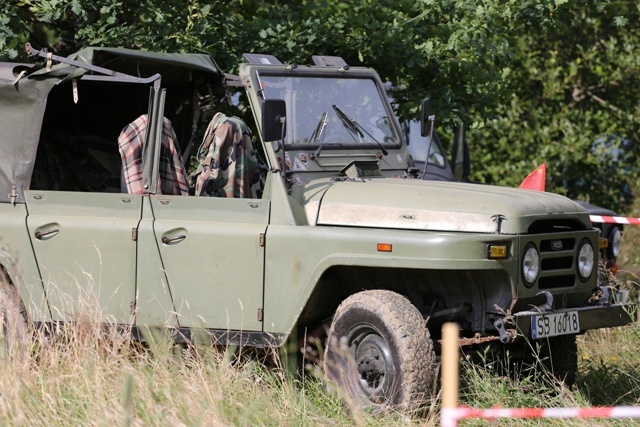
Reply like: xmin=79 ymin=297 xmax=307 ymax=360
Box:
xmin=310 ymin=111 xmax=328 ymax=160
xmin=332 ymin=104 xmax=363 ymax=140
xmin=332 ymin=104 xmax=388 ymax=156
xmin=309 ymin=111 xmax=328 ymax=144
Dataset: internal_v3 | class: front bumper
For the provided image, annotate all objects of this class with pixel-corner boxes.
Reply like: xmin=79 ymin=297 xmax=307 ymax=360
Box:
xmin=511 ymin=303 xmax=636 ymax=338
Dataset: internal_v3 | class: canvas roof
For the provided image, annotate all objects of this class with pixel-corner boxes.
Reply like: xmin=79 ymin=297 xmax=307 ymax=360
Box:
xmin=0 ymin=46 xmax=223 ymax=203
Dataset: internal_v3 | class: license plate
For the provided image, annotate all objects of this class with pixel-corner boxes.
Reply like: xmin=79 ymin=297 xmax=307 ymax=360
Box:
xmin=531 ymin=311 xmax=580 ymax=339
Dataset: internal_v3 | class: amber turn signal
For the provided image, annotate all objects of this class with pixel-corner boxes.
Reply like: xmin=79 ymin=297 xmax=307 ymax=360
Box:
xmin=377 ymin=243 xmax=392 ymax=252
xmin=487 ymin=244 xmax=508 ymax=259
xmin=598 ymin=237 xmax=608 ymax=249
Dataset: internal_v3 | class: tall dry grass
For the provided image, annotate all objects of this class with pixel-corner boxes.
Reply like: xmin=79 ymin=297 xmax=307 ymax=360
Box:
xmin=1 ymin=305 xmax=638 ymax=426
xmin=0 ymin=317 xmax=339 ymax=425
xmin=0 ymin=280 xmax=430 ymax=426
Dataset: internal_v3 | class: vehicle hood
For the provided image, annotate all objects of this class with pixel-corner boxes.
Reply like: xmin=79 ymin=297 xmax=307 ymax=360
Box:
xmin=304 ymin=178 xmax=591 ymax=234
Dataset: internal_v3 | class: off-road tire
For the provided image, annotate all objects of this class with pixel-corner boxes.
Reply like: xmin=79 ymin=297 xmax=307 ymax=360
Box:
xmin=504 ymin=334 xmax=578 ymax=388
xmin=0 ymin=274 xmax=29 ymax=360
xmin=324 ymin=290 xmax=435 ymax=412
xmin=538 ymin=334 xmax=578 ymax=387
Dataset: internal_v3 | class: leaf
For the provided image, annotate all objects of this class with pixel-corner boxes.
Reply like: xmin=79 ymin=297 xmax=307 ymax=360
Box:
xmin=614 ymin=16 xmax=628 ymax=27
xmin=71 ymin=0 xmax=82 ymax=15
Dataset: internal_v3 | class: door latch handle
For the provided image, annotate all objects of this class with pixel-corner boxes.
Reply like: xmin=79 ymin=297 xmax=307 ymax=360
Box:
xmin=34 ymin=229 xmax=60 ymax=240
xmin=161 ymin=235 xmax=186 ymax=244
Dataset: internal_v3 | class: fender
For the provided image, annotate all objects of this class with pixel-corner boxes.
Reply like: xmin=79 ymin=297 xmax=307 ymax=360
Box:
xmin=262 ymin=223 xmax=519 ymax=335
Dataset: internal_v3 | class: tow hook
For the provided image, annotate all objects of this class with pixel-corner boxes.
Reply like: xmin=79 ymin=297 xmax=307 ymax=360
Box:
xmin=534 ymin=291 xmax=554 ymax=311
xmin=494 ymin=318 xmax=516 ymax=344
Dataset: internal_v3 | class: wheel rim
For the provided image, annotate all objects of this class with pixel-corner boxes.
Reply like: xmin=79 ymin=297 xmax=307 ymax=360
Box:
xmin=347 ymin=323 xmax=396 ymax=403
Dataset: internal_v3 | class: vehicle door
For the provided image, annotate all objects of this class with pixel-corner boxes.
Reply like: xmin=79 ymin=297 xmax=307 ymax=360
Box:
xmin=147 ymin=195 xmax=269 ymax=332
xmin=24 ymin=74 xmax=143 ymax=324
xmin=135 ymin=93 xmax=268 ymax=332
xmin=25 ymin=191 xmax=141 ymax=324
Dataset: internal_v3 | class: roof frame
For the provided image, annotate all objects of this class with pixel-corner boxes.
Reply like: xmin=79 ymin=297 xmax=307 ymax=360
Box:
xmin=25 ymin=43 xmax=161 ymax=88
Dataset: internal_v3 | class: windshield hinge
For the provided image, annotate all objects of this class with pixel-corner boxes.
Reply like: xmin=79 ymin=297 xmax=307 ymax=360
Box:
xmin=132 ymin=228 xmax=138 ymax=242
xmin=224 ymin=73 xmax=244 ymax=87
xmin=259 ymin=233 xmax=265 ymax=247
xmin=9 ymin=185 xmax=17 ymax=206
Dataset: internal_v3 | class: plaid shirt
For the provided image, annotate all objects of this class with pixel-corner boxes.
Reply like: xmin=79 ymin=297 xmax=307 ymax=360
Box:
xmin=118 ymin=114 xmax=189 ymax=195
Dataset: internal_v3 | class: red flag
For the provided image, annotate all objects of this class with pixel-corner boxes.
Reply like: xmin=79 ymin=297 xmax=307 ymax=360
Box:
xmin=519 ymin=163 xmax=546 ymax=191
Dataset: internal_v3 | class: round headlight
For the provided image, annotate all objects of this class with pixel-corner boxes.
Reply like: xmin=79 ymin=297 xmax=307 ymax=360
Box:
xmin=608 ymin=227 xmax=622 ymax=259
xmin=577 ymin=239 xmax=595 ymax=281
xmin=522 ymin=244 xmax=540 ymax=287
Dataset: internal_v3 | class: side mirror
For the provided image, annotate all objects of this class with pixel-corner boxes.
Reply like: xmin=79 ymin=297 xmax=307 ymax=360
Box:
xmin=451 ymin=124 xmax=471 ymax=181
xmin=261 ymin=99 xmax=287 ymax=142
xmin=420 ymin=98 xmax=431 ymax=137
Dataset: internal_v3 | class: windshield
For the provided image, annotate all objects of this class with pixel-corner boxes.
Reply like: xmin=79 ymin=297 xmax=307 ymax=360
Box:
xmin=258 ymin=74 xmax=398 ymax=148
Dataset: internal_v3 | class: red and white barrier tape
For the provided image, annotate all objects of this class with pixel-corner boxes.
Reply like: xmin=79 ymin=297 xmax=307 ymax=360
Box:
xmin=441 ymin=406 xmax=640 ymax=427
xmin=590 ymin=215 xmax=640 ymax=225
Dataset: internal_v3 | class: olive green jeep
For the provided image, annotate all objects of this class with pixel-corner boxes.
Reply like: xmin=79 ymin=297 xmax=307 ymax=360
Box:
xmin=0 ymin=44 xmax=634 ymax=410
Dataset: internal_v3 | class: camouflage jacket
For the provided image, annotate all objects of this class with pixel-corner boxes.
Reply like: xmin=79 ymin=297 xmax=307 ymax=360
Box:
xmin=192 ymin=112 xmax=262 ymax=198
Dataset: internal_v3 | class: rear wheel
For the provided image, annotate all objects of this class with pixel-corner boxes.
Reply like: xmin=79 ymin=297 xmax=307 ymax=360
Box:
xmin=0 ymin=274 xmax=29 ymax=360
xmin=324 ymin=290 xmax=435 ymax=412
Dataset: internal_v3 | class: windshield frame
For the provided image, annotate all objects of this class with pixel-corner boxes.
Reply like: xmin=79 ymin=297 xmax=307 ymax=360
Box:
xmin=255 ymin=69 xmax=402 ymax=151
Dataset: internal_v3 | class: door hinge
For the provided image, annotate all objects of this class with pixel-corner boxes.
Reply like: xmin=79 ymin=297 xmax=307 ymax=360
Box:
xmin=257 ymin=308 xmax=264 ymax=322
xmin=130 ymin=301 xmax=137 ymax=315
xmin=132 ymin=228 xmax=138 ymax=241
xmin=259 ymin=233 xmax=265 ymax=247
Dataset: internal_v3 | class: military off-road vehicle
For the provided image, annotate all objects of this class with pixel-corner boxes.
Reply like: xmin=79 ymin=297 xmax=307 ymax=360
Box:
xmin=0 ymin=44 xmax=635 ymax=410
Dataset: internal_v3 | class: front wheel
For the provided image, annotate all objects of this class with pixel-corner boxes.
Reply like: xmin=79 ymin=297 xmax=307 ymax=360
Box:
xmin=324 ymin=290 xmax=436 ymax=411
xmin=502 ymin=334 xmax=578 ymax=388
xmin=538 ymin=334 xmax=578 ymax=387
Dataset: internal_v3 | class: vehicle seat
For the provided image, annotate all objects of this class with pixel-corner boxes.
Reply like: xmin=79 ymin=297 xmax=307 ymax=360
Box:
xmin=118 ymin=114 xmax=189 ymax=195
xmin=192 ymin=112 xmax=263 ymax=198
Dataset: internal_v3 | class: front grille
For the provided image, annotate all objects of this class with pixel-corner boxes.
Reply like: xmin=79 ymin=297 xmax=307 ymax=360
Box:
xmin=539 ymin=274 xmax=575 ymax=289
xmin=541 ymin=257 xmax=573 ymax=270
xmin=525 ymin=234 xmax=581 ymax=289
xmin=540 ymin=238 xmax=575 ymax=252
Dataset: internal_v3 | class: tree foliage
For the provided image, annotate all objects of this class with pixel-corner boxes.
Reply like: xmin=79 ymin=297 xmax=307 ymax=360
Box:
xmin=1 ymin=0 xmax=638 ymax=212
xmin=467 ymin=1 xmax=640 ymax=212
xmin=2 ymin=0 xmax=553 ymax=122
